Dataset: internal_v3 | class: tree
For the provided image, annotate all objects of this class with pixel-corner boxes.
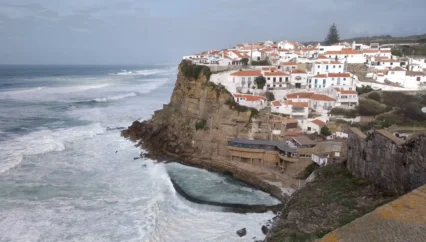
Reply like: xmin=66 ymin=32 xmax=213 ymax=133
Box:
xmin=324 ymin=23 xmax=340 ymax=45
xmin=254 ymin=76 xmax=266 ymax=89
xmin=241 ymin=58 xmax=249 ymax=66
xmin=367 ymin=92 xmax=381 ymax=102
xmin=265 ymin=91 xmax=275 ymax=101
xmin=321 ymin=126 xmax=332 ymax=136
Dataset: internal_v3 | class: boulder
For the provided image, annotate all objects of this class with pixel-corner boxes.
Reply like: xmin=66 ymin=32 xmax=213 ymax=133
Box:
xmin=236 ymin=228 xmax=246 ymax=237
xmin=261 ymin=225 xmax=269 ymax=235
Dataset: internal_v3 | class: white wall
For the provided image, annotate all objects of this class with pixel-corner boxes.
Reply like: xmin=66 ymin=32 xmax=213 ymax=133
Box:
xmin=312 ymin=63 xmax=344 ymax=75
xmin=312 ymin=155 xmax=328 ymax=166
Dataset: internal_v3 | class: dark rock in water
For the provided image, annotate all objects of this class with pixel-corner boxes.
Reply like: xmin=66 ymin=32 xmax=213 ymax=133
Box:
xmin=261 ymin=225 xmax=269 ymax=235
xmin=115 ymin=151 xmax=118 ymax=153
xmin=133 ymin=157 xmax=140 ymax=160
xmin=142 ymin=164 xmax=147 ymax=168
xmin=236 ymin=228 xmax=246 ymax=237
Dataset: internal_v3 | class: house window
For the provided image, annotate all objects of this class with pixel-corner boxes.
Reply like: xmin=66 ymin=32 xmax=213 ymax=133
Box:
xmin=323 ymin=79 xmax=326 ymax=86
xmin=343 ymin=78 xmax=346 ymax=81
xmin=417 ymin=77 xmax=421 ymax=81
xmin=273 ymin=77 xmax=276 ymax=82
xmin=315 ymin=79 xmax=318 ymax=84
xmin=285 ymin=77 xmax=289 ymax=82
xmin=279 ymin=84 xmax=282 ymax=87
xmin=332 ymin=78 xmax=335 ymax=81
xmin=318 ymin=65 xmax=320 ymax=68
xmin=390 ymin=62 xmax=393 ymax=65
xmin=273 ymin=85 xmax=276 ymax=87
xmin=267 ymin=77 xmax=270 ymax=80
xmin=279 ymin=77 xmax=282 ymax=82
xmin=333 ymin=65 xmax=336 ymax=68
xmin=338 ymin=65 xmax=341 ymax=68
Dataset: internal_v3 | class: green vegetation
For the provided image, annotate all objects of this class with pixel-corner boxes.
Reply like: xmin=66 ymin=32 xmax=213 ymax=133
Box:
xmin=330 ymin=108 xmax=358 ymax=118
xmin=254 ymin=76 xmax=266 ymax=89
xmin=240 ymin=57 xmax=249 ymax=66
xmin=367 ymin=92 xmax=381 ymax=102
xmin=296 ymin=162 xmax=319 ymax=179
xmin=324 ymin=23 xmax=340 ymax=45
xmin=356 ymin=85 xmax=373 ymax=95
xmin=224 ymin=98 xmax=259 ymax=119
xmin=251 ymin=60 xmax=270 ymax=66
xmin=267 ymin=164 xmax=398 ymax=242
xmin=358 ymin=99 xmax=388 ymax=116
xmin=321 ymin=126 xmax=332 ymax=136
xmin=265 ymin=91 xmax=275 ymax=101
xmin=195 ymin=120 xmax=207 ymax=130
xmin=180 ymin=60 xmax=211 ymax=80
xmin=392 ymin=44 xmax=426 ymax=57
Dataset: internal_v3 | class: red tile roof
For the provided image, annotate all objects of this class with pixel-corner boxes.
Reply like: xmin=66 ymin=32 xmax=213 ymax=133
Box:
xmin=318 ymin=55 xmax=329 ymax=59
xmin=334 ymin=88 xmax=341 ymax=91
xmin=313 ymin=74 xmax=327 ymax=78
xmin=407 ymin=71 xmax=426 ymax=76
xmin=324 ymin=50 xmax=362 ymax=55
xmin=230 ymin=70 xmax=262 ymax=76
xmin=363 ymin=50 xmax=379 ymax=54
xmin=291 ymin=69 xmax=307 ymax=74
xmin=282 ymin=61 xmax=297 ymax=65
xmin=264 ymin=71 xmax=289 ymax=76
xmin=310 ymin=94 xmax=336 ymax=101
xmin=311 ymin=119 xmax=326 ymax=126
xmin=233 ymin=93 xmax=267 ymax=101
xmin=390 ymin=67 xmax=406 ymax=72
xmin=283 ymin=131 xmax=302 ymax=136
xmin=287 ymin=92 xmax=314 ymax=99
xmin=271 ymin=100 xmax=282 ymax=106
xmin=292 ymin=102 xmax=309 ymax=108
xmin=341 ymin=90 xmax=357 ymax=94
xmin=328 ymin=73 xmax=351 ymax=78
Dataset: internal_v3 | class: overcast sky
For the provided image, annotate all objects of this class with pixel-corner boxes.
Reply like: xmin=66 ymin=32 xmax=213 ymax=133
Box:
xmin=0 ymin=0 xmax=425 ymax=65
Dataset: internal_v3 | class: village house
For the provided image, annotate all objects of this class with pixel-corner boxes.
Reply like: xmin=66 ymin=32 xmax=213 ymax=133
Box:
xmin=312 ymin=61 xmax=345 ymax=75
xmin=229 ymin=70 xmax=262 ymax=89
xmin=270 ymin=119 xmax=299 ymax=135
xmin=271 ymin=100 xmax=309 ymax=119
xmin=324 ymin=49 xmax=365 ymax=63
xmin=309 ymin=72 xmax=353 ymax=88
xmin=302 ymin=119 xmax=327 ymax=134
xmin=232 ymin=93 xmax=267 ymax=110
xmin=332 ymin=88 xmax=359 ymax=109
xmin=278 ymin=41 xmax=296 ymax=50
xmin=309 ymin=94 xmax=336 ymax=114
xmin=289 ymin=69 xmax=309 ymax=89
xmin=264 ymin=71 xmax=290 ymax=90
xmin=281 ymin=61 xmax=298 ymax=71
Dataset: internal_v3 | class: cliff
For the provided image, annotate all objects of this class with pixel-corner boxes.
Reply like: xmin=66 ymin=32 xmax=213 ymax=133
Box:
xmin=122 ymin=60 xmax=256 ymax=162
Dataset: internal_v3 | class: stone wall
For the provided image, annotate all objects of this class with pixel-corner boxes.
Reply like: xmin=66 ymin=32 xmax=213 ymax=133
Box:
xmin=347 ymin=128 xmax=426 ymax=194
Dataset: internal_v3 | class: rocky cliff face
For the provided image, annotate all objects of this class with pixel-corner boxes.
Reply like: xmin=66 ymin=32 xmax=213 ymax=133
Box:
xmin=122 ymin=61 xmax=255 ymax=162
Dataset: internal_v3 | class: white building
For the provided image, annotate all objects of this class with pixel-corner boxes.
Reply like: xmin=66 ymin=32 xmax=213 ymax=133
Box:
xmin=290 ymin=69 xmax=309 ymax=89
xmin=278 ymin=41 xmax=296 ymax=50
xmin=309 ymin=73 xmax=352 ymax=89
xmin=229 ymin=70 xmax=262 ymax=89
xmin=312 ymin=154 xmax=328 ymax=166
xmin=309 ymin=94 xmax=336 ymax=114
xmin=312 ymin=61 xmax=344 ymax=75
xmin=332 ymin=88 xmax=359 ymax=109
xmin=233 ymin=93 xmax=267 ymax=110
xmin=264 ymin=71 xmax=290 ymax=90
xmin=271 ymin=100 xmax=309 ymax=119
xmin=281 ymin=61 xmax=298 ymax=72
xmin=324 ymin=49 xmax=366 ymax=63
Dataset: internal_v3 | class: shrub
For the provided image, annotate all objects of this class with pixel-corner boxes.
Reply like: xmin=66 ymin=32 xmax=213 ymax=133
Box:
xmin=195 ymin=120 xmax=207 ymax=130
xmin=321 ymin=126 xmax=332 ymax=136
xmin=251 ymin=60 xmax=270 ymax=66
xmin=254 ymin=76 xmax=266 ymax=89
xmin=330 ymin=108 xmax=359 ymax=118
xmin=265 ymin=91 xmax=275 ymax=101
xmin=358 ymin=99 xmax=387 ymax=116
xmin=180 ymin=60 xmax=211 ymax=80
xmin=395 ymin=102 xmax=426 ymax=121
xmin=382 ymin=92 xmax=416 ymax=108
xmin=356 ymin=85 xmax=373 ymax=95
xmin=241 ymin=58 xmax=249 ymax=66
xmin=376 ymin=113 xmax=404 ymax=127
xmin=367 ymin=92 xmax=381 ymax=102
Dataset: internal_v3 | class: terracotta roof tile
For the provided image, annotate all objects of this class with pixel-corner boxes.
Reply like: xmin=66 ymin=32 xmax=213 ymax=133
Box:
xmin=291 ymin=69 xmax=307 ymax=74
xmin=407 ymin=71 xmax=426 ymax=76
xmin=318 ymin=55 xmax=329 ymax=59
xmin=292 ymin=102 xmax=309 ymax=108
xmin=311 ymin=119 xmax=326 ymax=126
xmin=264 ymin=71 xmax=289 ymax=76
xmin=313 ymin=74 xmax=328 ymax=78
xmin=282 ymin=61 xmax=297 ymax=65
xmin=271 ymin=100 xmax=282 ymax=106
xmin=230 ymin=70 xmax=262 ymax=76
xmin=328 ymin=73 xmax=351 ymax=78
xmin=334 ymin=88 xmax=341 ymax=91
xmin=287 ymin=92 xmax=314 ymax=99
xmin=233 ymin=93 xmax=267 ymax=101
xmin=310 ymin=94 xmax=336 ymax=101
xmin=341 ymin=90 xmax=357 ymax=94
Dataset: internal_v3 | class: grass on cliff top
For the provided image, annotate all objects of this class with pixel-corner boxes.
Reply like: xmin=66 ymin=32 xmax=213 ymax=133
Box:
xmin=267 ymin=164 xmax=398 ymax=242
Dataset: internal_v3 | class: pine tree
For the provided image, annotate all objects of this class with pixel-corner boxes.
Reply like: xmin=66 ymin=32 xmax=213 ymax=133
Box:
xmin=324 ymin=23 xmax=340 ymax=45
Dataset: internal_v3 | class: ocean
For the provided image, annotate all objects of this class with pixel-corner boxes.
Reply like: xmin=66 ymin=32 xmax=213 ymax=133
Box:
xmin=0 ymin=65 xmax=279 ymax=242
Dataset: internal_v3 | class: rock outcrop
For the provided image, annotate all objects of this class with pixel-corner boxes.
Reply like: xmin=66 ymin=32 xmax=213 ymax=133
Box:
xmin=122 ymin=60 xmax=255 ymax=163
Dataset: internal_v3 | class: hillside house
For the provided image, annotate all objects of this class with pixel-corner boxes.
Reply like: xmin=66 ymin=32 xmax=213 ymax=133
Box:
xmin=290 ymin=69 xmax=309 ymax=89
xmin=312 ymin=61 xmax=344 ymax=75
xmin=229 ymin=70 xmax=262 ymax=89
xmin=271 ymin=100 xmax=309 ymax=119
xmin=265 ymin=71 xmax=290 ymax=90
xmin=309 ymin=72 xmax=352 ymax=89
xmin=232 ymin=93 xmax=267 ymax=110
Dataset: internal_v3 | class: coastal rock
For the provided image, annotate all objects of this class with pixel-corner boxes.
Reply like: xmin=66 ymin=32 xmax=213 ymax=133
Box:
xmin=236 ymin=228 xmax=246 ymax=237
xmin=261 ymin=225 xmax=269 ymax=235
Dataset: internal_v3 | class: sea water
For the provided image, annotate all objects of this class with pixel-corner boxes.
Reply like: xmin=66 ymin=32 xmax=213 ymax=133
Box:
xmin=0 ymin=65 xmax=277 ymax=242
